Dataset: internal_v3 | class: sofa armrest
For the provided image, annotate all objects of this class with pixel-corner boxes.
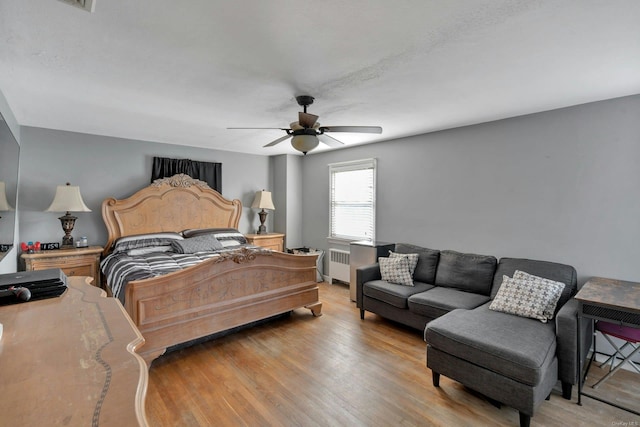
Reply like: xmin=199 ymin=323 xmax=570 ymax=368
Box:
xmin=356 ymin=264 xmax=381 ymax=309
xmin=555 ymin=298 xmax=593 ymax=388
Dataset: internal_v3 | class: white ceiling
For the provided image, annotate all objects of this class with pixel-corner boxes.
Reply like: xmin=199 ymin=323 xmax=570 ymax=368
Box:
xmin=1 ymin=1 xmax=639 ymax=156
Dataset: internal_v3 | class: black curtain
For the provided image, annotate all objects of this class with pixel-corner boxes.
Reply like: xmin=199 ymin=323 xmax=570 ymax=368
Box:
xmin=151 ymin=156 xmax=222 ymax=193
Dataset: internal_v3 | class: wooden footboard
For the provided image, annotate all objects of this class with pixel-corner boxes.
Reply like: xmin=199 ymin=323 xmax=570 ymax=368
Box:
xmin=122 ymin=249 xmax=321 ymax=365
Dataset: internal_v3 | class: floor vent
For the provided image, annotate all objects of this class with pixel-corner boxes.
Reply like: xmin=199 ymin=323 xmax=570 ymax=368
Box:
xmin=329 ymin=249 xmax=350 ymax=283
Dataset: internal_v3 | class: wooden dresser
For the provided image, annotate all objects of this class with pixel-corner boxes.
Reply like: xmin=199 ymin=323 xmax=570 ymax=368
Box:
xmin=245 ymin=233 xmax=285 ymax=251
xmin=0 ymin=276 xmax=148 ymax=426
xmin=21 ymin=246 xmax=103 ymax=287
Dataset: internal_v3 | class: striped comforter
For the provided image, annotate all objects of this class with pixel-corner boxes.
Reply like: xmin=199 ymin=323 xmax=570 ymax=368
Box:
xmin=101 ymin=247 xmax=251 ymax=303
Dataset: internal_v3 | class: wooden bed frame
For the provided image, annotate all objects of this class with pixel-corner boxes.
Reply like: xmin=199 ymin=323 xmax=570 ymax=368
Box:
xmin=102 ymin=174 xmax=321 ymax=366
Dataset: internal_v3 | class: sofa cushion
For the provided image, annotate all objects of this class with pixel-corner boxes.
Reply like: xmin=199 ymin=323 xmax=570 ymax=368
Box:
xmin=363 ymin=280 xmax=434 ymax=309
xmin=408 ymin=287 xmax=491 ymax=319
xmin=379 ymin=256 xmax=413 ymax=286
xmin=489 ymin=275 xmax=565 ymax=323
xmin=394 ymin=243 xmax=440 ymax=284
xmin=491 ymin=258 xmax=577 ymax=312
xmin=425 ymin=303 xmax=557 ymax=386
xmin=434 ymin=250 xmax=497 ymax=295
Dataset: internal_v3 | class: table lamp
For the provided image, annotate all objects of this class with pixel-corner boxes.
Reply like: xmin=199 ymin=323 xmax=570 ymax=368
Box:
xmin=45 ymin=183 xmax=91 ymax=247
xmin=251 ymin=190 xmax=275 ymax=234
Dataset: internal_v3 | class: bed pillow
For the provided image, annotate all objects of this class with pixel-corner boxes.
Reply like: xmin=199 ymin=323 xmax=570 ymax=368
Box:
xmin=113 ymin=232 xmax=183 ymax=253
xmin=181 ymin=228 xmax=247 ymax=247
xmin=127 ymin=246 xmax=174 ymax=256
xmin=379 ymin=256 xmax=413 ymax=286
xmin=171 ymin=234 xmax=224 ymax=254
xmin=489 ymin=274 xmax=565 ymax=323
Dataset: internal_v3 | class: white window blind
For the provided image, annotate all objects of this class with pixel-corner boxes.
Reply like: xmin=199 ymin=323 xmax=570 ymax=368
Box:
xmin=329 ymin=158 xmax=376 ymax=241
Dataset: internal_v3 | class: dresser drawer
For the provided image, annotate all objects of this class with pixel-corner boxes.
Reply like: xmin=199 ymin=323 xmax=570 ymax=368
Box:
xmin=30 ymin=256 xmax=92 ymax=269
xmin=60 ymin=264 xmax=94 ymax=278
xmin=258 ymin=241 xmax=283 ymax=251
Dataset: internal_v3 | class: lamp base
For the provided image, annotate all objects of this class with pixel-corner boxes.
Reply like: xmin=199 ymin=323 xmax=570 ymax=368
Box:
xmin=59 ymin=212 xmax=77 ymax=248
xmin=257 ymin=209 xmax=268 ymax=234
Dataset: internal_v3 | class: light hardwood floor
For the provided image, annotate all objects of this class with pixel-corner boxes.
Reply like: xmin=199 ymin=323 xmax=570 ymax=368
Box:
xmin=146 ymin=282 xmax=640 ymax=426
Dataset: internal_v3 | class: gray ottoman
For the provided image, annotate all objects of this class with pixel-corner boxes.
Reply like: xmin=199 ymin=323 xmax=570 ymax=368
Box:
xmin=425 ymin=303 xmax=559 ymax=427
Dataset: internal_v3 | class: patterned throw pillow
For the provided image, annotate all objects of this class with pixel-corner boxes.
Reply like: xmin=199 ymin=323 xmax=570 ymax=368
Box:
xmin=379 ymin=256 xmax=414 ymax=286
xmin=513 ymin=270 xmax=567 ymax=319
xmin=489 ymin=274 xmax=565 ymax=323
xmin=389 ymin=251 xmax=420 ymax=276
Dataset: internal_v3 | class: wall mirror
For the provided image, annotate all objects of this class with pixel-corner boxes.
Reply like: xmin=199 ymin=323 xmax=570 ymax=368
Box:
xmin=0 ymin=112 xmax=19 ymax=263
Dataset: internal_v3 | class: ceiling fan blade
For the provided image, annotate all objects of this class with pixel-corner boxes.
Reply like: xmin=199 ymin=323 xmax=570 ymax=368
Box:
xmin=263 ymin=134 xmax=292 ymax=147
xmin=299 ymin=112 xmax=319 ymax=128
xmin=318 ymin=133 xmax=345 ymax=148
xmin=228 ymin=127 xmax=290 ymax=130
xmin=320 ymin=126 xmax=382 ymax=134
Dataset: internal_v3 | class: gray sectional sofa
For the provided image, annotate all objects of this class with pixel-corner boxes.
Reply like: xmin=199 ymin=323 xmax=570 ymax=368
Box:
xmin=356 ymin=243 xmax=591 ymax=427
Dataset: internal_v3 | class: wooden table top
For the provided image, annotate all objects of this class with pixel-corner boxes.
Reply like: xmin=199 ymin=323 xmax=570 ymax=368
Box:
xmin=575 ymin=276 xmax=640 ymax=314
xmin=0 ymin=276 xmax=148 ymax=426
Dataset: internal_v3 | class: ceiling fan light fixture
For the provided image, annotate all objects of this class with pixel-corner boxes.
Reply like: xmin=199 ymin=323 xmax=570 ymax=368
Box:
xmin=229 ymin=95 xmax=382 ymax=153
xmin=291 ymin=134 xmax=319 ymax=155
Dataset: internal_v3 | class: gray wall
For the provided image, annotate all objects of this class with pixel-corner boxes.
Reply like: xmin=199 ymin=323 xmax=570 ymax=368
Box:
xmin=7 ymin=93 xmax=640 ymax=286
xmin=272 ymin=154 xmax=303 ymax=249
xmin=271 ymin=155 xmax=287 ymax=237
xmin=302 ymin=94 xmax=640 ymax=285
xmin=18 ymin=127 xmax=272 ymax=247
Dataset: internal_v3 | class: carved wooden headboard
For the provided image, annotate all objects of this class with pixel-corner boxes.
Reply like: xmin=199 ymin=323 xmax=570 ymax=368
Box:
xmin=102 ymin=174 xmax=242 ymax=255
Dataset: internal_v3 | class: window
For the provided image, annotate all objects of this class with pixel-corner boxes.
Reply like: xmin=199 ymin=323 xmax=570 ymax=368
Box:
xmin=329 ymin=158 xmax=376 ymax=241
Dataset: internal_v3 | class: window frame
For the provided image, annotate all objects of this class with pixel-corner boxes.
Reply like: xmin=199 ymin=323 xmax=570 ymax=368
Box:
xmin=328 ymin=158 xmax=377 ymax=242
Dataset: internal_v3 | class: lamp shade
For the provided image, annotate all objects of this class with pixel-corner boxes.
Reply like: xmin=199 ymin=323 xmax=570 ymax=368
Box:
xmin=0 ymin=181 xmax=14 ymax=211
xmin=291 ymin=134 xmax=319 ymax=154
xmin=45 ymin=183 xmax=92 ymax=213
xmin=251 ymin=190 xmax=275 ymax=210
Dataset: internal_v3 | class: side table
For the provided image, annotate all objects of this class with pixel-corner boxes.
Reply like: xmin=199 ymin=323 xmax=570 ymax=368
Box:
xmin=576 ymin=276 xmax=640 ymax=415
xmin=21 ymin=245 xmax=103 ymax=288
xmin=245 ymin=233 xmax=285 ymax=252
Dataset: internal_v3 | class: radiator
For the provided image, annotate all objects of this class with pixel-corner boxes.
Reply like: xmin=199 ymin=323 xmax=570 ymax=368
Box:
xmin=329 ymin=249 xmax=350 ymax=283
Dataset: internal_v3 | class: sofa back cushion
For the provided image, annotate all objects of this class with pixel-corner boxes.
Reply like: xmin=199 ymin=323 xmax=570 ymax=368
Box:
xmin=434 ymin=250 xmax=497 ymax=295
xmin=491 ymin=258 xmax=577 ymax=311
xmin=394 ymin=243 xmax=440 ymax=284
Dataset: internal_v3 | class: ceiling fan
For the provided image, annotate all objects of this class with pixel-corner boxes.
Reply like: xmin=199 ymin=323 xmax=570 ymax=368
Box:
xmin=228 ymin=95 xmax=382 ymax=154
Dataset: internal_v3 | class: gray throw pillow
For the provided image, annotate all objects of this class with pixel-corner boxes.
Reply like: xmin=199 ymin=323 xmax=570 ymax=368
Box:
xmin=171 ymin=234 xmax=224 ymax=254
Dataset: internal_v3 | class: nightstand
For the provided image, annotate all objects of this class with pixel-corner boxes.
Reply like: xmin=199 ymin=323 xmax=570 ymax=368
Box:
xmin=21 ymin=246 xmax=103 ymax=287
xmin=245 ymin=233 xmax=285 ymax=252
